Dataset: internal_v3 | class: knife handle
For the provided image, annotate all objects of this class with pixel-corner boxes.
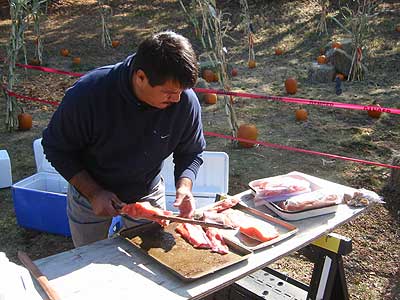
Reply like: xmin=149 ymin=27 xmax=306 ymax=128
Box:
xmin=18 ymin=251 xmax=61 ymax=300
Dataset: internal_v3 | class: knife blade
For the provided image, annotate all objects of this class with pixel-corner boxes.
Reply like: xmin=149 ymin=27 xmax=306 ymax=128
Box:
xmin=151 ymin=214 xmax=236 ymax=230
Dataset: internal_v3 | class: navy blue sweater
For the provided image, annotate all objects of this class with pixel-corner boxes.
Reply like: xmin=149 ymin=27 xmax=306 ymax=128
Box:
xmin=42 ymin=55 xmax=206 ymax=203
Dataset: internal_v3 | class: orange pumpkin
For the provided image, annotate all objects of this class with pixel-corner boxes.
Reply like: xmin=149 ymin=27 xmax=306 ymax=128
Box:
xmin=317 ymin=55 xmax=327 ymax=64
xmin=202 ymin=69 xmax=215 ymax=83
xmin=332 ymin=41 xmax=342 ymax=49
xmin=231 ymin=68 xmax=238 ymax=77
xmin=213 ymin=73 xmax=219 ymax=82
xmin=204 ymin=93 xmax=217 ymax=105
xmin=295 ymin=108 xmax=308 ymax=121
xmin=28 ymin=58 xmax=40 ymax=66
xmin=248 ymin=60 xmax=256 ymax=69
xmin=237 ymin=124 xmax=258 ymax=148
xmin=285 ymin=77 xmax=298 ymax=95
xmin=72 ymin=57 xmax=81 ymax=65
xmin=336 ymin=73 xmax=346 ymax=81
xmin=275 ymin=48 xmax=284 ymax=55
xmin=60 ymin=48 xmax=70 ymax=57
xmin=18 ymin=112 xmax=32 ymax=131
xmin=111 ymin=40 xmax=121 ymax=48
xmin=367 ymin=104 xmax=382 ymax=119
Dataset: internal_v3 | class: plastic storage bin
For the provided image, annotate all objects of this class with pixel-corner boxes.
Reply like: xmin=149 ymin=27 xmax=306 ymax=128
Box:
xmin=11 ymin=139 xmax=71 ymax=236
xmin=0 ymin=150 xmax=12 ymax=188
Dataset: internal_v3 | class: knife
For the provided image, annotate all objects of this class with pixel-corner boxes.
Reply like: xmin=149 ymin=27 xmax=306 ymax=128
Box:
xmin=151 ymin=214 xmax=236 ymax=230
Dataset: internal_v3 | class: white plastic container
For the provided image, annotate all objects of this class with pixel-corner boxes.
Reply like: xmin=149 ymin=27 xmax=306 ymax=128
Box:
xmin=161 ymin=151 xmax=229 ymax=212
xmin=0 ymin=150 xmax=12 ymax=188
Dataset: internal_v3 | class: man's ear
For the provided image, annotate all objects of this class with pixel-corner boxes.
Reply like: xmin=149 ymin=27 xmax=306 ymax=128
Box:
xmin=135 ymin=69 xmax=147 ymax=87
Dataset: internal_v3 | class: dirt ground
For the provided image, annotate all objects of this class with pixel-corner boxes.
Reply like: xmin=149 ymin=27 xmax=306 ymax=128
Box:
xmin=0 ymin=0 xmax=399 ymax=299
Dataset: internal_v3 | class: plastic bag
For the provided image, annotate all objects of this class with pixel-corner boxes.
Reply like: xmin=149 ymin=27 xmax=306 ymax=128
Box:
xmin=343 ymin=188 xmax=384 ymax=207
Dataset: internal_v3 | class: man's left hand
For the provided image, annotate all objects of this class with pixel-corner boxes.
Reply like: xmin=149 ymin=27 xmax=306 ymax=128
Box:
xmin=174 ymin=177 xmax=195 ymax=218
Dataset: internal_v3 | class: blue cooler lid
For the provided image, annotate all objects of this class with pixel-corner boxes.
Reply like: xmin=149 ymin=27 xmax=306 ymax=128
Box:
xmin=33 ymin=138 xmax=58 ymax=174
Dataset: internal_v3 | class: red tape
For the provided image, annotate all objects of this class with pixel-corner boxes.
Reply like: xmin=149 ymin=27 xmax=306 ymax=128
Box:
xmin=4 ymin=89 xmax=60 ymax=106
xmin=194 ymin=88 xmax=400 ymax=115
xmin=15 ymin=63 xmax=84 ymax=77
xmin=204 ymin=131 xmax=400 ymax=170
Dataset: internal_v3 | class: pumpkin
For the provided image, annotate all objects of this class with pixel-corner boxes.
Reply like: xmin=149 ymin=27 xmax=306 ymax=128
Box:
xmin=231 ymin=68 xmax=238 ymax=77
xmin=72 ymin=57 xmax=81 ymax=65
xmin=60 ymin=48 xmax=70 ymax=57
xmin=111 ymin=40 xmax=121 ymax=48
xmin=285 ymin=77 xmax=298 ymax=95
xmin=248 ymin=60 xmax=256 ymax=69
xmin=204 ymin=93 xmax=217 ymax=105
xmin=295 ymin=108 xmax=308 ymax=121
xmin=202 ymin=69 xmax=215 ymax=83
xmin=275 ymin=48 xmax=283 ymax=55
xmin=336 ymin=73 xmax=345 ymax=81
xmin=18 ymin=112 xmax=32 ymax=131
xmin=317 ymin=55 xmax=327 ymax=64
xmin=237 ymin=124 xmax=258 ymax=148
xmin=28 ymin=58 xmax=40 ymax=66
xmin=367 ymin=104 xmax=382 ymax=119
xmin=332 ymin=41 xmax=342 ymax=49
xmin=213 ymin=73 xmax=219 ymax=82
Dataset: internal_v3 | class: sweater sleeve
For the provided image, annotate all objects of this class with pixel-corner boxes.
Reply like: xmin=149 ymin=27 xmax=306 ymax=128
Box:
xmin=41 ymin=81 xmax=94 ymax=181
xmin=173 ymin=89 xmax=206 ymax=184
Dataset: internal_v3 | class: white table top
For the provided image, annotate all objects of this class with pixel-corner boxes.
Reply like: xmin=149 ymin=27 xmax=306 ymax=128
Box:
xmin=31 ymin=173 xmax=368 ymax=300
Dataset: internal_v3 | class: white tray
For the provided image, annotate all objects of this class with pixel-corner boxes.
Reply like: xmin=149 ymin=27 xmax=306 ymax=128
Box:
xmin=265 ymin=201 xmax=341 ymax=221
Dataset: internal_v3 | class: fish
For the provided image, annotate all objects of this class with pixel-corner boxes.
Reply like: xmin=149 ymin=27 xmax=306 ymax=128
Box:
xmin=205 ymin=227 xmax=229 ymax=254
xmin=175 ymin=223 xmax=211 ymax=249
xmin=278 ymin=189 xmax=342 ymax=211
xmin=207 ymin=196 xmax=240 ymax=212
xmin=252 ymin=175 xmax=311 ymax=198
xmin=121 ymin=201 xmax=174 ymax=227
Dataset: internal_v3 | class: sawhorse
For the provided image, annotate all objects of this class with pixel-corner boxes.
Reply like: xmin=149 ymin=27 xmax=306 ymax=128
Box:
xmin=210 ymin=233 xmax=352 ymax=300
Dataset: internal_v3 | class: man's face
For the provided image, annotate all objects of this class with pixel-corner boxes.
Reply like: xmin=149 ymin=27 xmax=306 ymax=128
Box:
xmin=133 ymin=70 xmax=183 ymax=109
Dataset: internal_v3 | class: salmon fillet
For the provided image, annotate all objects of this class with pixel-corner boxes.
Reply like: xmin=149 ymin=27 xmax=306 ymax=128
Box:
xmin=121 ymin=201 xmax=173 ymax=227
xmin=175 ymin=223 xmax=211 ymax=249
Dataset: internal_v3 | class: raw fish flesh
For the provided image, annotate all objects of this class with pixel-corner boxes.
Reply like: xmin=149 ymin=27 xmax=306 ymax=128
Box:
xmin=121 ymin=201 xmax=173 ymax=227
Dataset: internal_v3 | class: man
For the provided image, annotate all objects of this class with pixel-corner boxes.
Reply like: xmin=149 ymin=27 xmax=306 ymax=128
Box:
xmin=42 ymin=31 xmax=206 ymax=247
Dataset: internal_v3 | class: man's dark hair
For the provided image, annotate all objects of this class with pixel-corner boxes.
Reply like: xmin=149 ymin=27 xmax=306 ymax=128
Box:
xmin=132 ymin=31 xmax=198 ymax=89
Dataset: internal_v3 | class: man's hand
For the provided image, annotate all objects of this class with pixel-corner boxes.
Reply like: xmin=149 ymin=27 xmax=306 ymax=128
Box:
xmin=70 ymin=170 xmax=125 ymax=217
xmin=174 ymin=177 xmax=195 ymax=218
xmin=90 ymin=190 xmax=125 ymax=217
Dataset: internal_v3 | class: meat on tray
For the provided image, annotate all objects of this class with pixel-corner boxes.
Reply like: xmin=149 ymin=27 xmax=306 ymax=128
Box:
xmin=121 ymin=201 xmax=173 ymax=227
xmin=222 ymin=209 xmax=279 ymax=242
xmin=252 ymin=175 xmax=311 ymax=198
xmin=277 ymin=189 xmax=343 ymax=211
xmin=175 ymin=223 xmax=229 ymax=254
xmin=207 ymin=196 xmax=240 ymax=212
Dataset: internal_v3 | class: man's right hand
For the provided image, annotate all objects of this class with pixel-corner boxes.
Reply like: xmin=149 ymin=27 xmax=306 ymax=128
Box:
xmin=90 ymin=190 xmax=125 ymax=217
xmin=69 ymin=170 xmax=125 ymax=217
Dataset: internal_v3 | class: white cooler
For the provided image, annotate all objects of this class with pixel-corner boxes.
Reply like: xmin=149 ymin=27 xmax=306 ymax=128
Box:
xmin=0 ymin=150 xmax=12 ymax=188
